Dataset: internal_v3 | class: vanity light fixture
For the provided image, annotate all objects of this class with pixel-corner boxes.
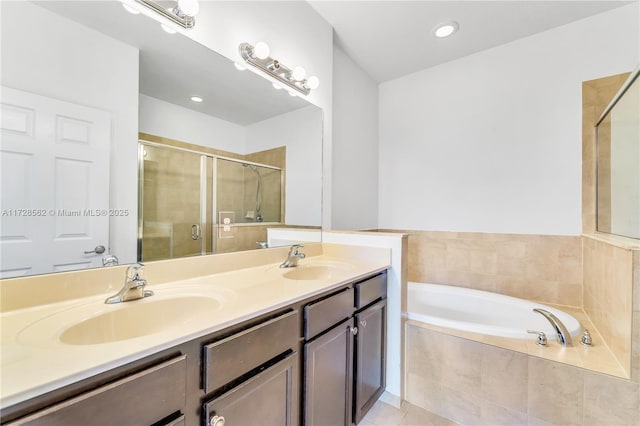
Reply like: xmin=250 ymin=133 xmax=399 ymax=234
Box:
xmin=131 ymin=0 xmax=200 ymax=29
xmin=433 ymin=21 xmax=459 ymax=38
xmin=239 ymin=42 xmax=320 ymax=96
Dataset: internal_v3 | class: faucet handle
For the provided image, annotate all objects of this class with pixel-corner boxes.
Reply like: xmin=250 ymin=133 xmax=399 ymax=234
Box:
xmin=527 ymin=330 xmax=548 ymax=346
xmin=126 ymin=263 xmax=145 ymax=280
xmin=290 ymin=244 xmax=304 ymax=253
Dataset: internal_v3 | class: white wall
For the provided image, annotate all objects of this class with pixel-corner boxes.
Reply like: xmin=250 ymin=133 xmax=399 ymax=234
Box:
xmin=184 ymin=1 xmax=335 ymax=228
xmin=139 ymin=95 xmax=246 ymax=154
xmin=246 ymin=106 xmax=323 ymax=226
xmin=331 ymin=45 xmax=379 ymax=230
xmin=379 ymin=4 xmax=639 ymax=235
xmin=1 ymin=2 xmax=139 ymax=263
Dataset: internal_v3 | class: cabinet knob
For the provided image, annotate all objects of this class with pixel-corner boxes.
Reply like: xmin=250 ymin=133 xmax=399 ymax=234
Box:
xmin=359 ymin=320 xmax=367 ymax=328
xmin=210 ymin=415 xmax=226 ymax=426
xmin=350 ymin=326 xmax=358 ymax=336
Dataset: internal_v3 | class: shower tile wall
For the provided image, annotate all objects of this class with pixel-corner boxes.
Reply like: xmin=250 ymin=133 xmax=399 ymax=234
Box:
xmin=245 ymin=146 xmax=286 ymax=223
xmin=583 ymin=236 xmax=635 ymax=378
xmin=389 ymin=230 xmax=582 ymax=307
xmin=406 ymin=323 xmax=640 ymax=426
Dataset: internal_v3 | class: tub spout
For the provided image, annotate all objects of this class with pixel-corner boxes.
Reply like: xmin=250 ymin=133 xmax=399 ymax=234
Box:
xmin=533 ymin=308 xmax=573 ymax=346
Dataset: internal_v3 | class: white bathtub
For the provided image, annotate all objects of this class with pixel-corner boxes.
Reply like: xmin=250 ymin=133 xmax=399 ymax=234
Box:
xmin=407 ymin=282 xmax=581 ymax=340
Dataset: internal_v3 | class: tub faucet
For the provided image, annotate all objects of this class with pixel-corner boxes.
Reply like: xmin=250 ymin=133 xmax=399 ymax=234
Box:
xmin=105 ymin=263 xmax=154 ymax=304
xmin=280 ymin=244 xmax=305 ymax=268
xmin=533 ymin=308 xmax=573 ymax=346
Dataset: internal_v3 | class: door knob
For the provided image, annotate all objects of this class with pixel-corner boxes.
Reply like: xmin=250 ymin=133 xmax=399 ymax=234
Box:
xmin=350 ymin=326 xmax=358 ymax=336
xmin=84 ymin=245 xmax=106 ymax=254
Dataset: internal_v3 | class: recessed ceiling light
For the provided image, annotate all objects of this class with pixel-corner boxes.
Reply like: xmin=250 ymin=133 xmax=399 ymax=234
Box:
xmin=433 ymin=21 xmax=459 ymax=38
xmin=190 ymin=96 xmax=203 ymax=103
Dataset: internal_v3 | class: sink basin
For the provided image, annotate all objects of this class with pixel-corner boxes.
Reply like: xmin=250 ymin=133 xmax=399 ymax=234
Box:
xmin=18 ymin=294 xmax=224 ymax=346
xmin=282 ymin=262 xmax=354 ymax=281
xmin=60 ymin=296 xmax=220 ymax=345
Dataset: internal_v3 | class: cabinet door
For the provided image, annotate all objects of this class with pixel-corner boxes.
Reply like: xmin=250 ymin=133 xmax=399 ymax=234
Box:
xmin=353 ymin=300 xmax=386 ymax=424
xmin=203 ymin=352 xmax=299 ymax=426
xmin=304 ymin=319 xmax=354 ymax=426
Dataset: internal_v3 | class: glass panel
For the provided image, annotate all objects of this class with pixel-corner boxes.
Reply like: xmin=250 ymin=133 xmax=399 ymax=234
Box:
xmin=215 ymin=158 xmax=282 ymax=253
xmin=216 ymin=159 xmax=282 ymax=224
xmin=140 ymin=144 xmax=203 ymax=260
xmin=596 ymin=74 xmax=640 ymax=239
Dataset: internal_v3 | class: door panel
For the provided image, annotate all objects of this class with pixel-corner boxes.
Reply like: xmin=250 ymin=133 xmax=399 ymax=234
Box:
xmin=0 ymin=86 xmax=110 ymax=278
xmin=304 ymin=319 xmax=354 ymax=426
xmin=354 ymin=300 xmax=387 ymax=424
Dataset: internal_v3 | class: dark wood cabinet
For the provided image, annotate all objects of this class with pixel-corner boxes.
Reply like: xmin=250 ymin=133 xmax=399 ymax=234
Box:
xmin=353 ymin=299 xmax=387 ymax=424
xmin=203 ymin=352 xmax=299 ymax=426
xmin=303 ymin=318 xmax=355 ymax=426
xmin=302 ymin=272 xmax=387 ymax=426
xmin=5 ymin=355 xmax=187 ymax=426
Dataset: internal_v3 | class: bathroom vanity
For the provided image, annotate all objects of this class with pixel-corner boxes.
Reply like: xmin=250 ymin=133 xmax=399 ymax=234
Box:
xmin=0 ymin=249 xmax=388 ymax=426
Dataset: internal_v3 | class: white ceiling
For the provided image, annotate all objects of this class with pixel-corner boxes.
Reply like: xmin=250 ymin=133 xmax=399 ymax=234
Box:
xmin=35 ymin=1 xmax=310 ymax=126
xmin=309 ymin=1 xmax=634 ymax=82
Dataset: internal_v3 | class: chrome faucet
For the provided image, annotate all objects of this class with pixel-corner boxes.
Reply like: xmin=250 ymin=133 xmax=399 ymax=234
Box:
xmin=533 ymin=308 xmax=573 ymax=346
xmin=280 ymin=244 xmax=306 ymax=268
xmin=105 ymin=263 xmax=154 ymax=304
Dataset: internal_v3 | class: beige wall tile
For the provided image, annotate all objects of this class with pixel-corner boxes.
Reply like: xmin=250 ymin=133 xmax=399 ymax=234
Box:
xmin=440 ymin=386 xmax=481 ymax=425
xmin=480 ymin=400 xmax=527 ymax=426
xmin=404 ymin=230 xmax=582 ymax=307
xmin=440 ymin=334 xmax=482 ymax=397
xmin=481 ymin=345 xmax=528 ymax=413
xmin=527 ymin=357 xmax=584 ymax=426
xmin=406 ymin=373 xmax=442 ymax=414
xmin=583 ymin=371 xmax=640 ymax=425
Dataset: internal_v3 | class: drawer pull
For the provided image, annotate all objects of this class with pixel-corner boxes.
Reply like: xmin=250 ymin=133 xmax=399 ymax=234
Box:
xmin=210 ymin=415 xmax=226 ymax=426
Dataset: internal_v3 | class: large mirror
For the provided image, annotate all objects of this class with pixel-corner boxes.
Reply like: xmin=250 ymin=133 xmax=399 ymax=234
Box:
xmin=0 ymin=1 xmax=323 ymax=278
xmin=596 ymin=67 xmax=640 ymax=239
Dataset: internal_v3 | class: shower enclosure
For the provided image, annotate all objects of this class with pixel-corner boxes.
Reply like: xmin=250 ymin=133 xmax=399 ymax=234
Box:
xmin=138 ymin=141 xmax=283 ymax=261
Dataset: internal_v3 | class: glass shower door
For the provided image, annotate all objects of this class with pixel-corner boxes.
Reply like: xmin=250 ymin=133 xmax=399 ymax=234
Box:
xmin=138 ymin=143 xmax=209 ymax=261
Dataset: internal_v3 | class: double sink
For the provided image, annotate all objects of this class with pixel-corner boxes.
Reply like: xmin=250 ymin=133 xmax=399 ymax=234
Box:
xmin=15 ymin=260 xmax=355 ymax=347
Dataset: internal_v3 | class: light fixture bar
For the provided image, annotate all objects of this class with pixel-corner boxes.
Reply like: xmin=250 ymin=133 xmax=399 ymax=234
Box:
xmin=134 ymin=0 xmax=195 ymax=29
xmin=239 ymin=43 xmax=311 ymax=95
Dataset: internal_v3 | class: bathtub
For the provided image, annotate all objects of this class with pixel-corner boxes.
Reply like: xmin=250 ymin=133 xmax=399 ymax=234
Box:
xmin=407 ymin=282 xmax=581 ymax=340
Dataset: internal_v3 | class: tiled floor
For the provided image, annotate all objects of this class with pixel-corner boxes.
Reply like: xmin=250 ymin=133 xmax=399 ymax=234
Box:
xmin=359 ymin=400 xmax=459 ymax=426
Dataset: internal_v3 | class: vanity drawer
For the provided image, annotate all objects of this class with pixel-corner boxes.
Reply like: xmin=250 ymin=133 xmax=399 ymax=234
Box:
xmin=203 ymin=310 xmax=299 ymax=394
xmin=355 ymin=273 xmax=387 ymax=309
xmin=7 ymin=355 xmax=187 ymax=426
xmin=304 ymin=287 xmax=354 ymax=339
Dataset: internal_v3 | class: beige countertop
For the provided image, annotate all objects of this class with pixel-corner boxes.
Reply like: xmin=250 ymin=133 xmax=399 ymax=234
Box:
xmin=0 ymin=245 xmax=390 ymax=409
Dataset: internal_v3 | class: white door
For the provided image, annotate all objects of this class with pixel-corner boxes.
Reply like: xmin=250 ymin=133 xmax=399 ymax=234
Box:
xmin=0 ymin=86 xmax=111 ymax=278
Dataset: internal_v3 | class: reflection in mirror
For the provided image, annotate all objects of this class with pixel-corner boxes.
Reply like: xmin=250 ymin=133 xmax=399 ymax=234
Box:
xmin=596 ymin=68 xmax=640 ymax=239
xmin=0 ymin=1 xmax=322 ymax=278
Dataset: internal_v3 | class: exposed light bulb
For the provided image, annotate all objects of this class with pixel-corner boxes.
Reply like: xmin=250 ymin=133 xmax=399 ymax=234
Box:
xmin=253 ymin=42 xmax=270 ymax=59
xmin=161 ymin=23 xmax=177 ymax=34
xmin=178 ymin=0 xmax=200 ymax=16
xmin=272 ymin=83 xmax=282 ymax=90
xmin=190 ymin=96 xmax=203 ymax=103
xmin=434 ymin=21 xmax=459 ymax=38
xmin=121 ymin=2 xmax=140 ymax=14
xmin=291 ymin=66 xmax=306 ymax=81
xmin=306 ymin=76 xmax=320 ymax=90
xmin=234 ymin=63 xmax=246 ymax=71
